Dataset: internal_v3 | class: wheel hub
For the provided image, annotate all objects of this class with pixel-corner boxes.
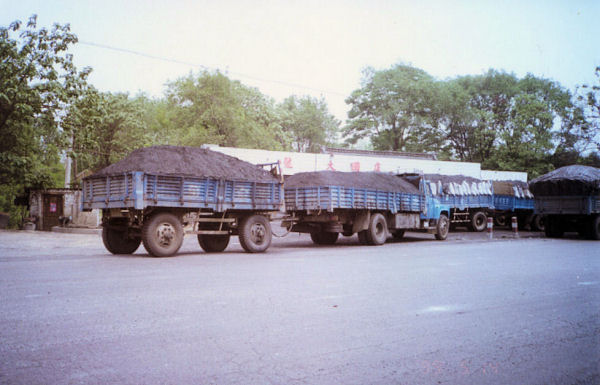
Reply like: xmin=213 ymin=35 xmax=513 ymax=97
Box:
xmin=250 ymin=223 xmax=266 ymax=244
xmin=156 ymin=223 xmax=175 ymax=247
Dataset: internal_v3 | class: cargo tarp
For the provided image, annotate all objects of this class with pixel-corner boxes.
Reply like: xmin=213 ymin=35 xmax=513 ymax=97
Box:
xmin=529 ymin=165 xmax=600 ymax=196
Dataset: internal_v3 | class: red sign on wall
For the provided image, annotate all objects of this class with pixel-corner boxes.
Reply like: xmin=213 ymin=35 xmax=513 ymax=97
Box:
xmin=49 ymin=202 xmax=57 ymax=213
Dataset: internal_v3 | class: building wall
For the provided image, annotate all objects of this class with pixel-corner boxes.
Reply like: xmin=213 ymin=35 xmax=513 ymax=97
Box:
xmin=29 ymin=190 xmax=100 ymax=230
xmin=205 ymin=145 xmax=528 ymax=181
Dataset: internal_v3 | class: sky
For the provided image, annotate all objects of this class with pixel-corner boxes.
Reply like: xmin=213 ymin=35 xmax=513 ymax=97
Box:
xmin=2 ymin=0 xmax=599 ymax=123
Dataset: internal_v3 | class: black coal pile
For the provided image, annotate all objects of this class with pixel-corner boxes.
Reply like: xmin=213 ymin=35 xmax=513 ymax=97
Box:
xmin=492 ymin=180 xmax=532 ymax=197
xmin=529 ymin=165 xmax=600 ymax=196
xmin=91 ymin=145 xmax=279 ymax=183
xmin=285 ymin=171 xmax=420 ymax=194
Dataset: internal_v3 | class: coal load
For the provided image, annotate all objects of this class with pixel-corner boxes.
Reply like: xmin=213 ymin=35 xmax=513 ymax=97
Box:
xmin=422 ymin=174 xmax=493 ymax=196
xmin=91 ymin=145 xmax=279 ymax=183
xmin=529 ymin=165 xmax=600 ymax=196
xmin=285 ymin=171 xmax=420 ymax=194
xmin=492 ymin=180 xmax=533 ymax=198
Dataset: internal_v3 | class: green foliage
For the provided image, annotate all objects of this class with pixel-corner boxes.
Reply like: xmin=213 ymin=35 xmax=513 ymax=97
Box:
xmin=278 ymin=95 xmax=339 ymax=153
xmin=346 ymin=64 xmax=595 ymax=177
xmin=164 ymin=71 xmax=290 ymax=150
xmin=62 ymin=89 xmax=148 ymax=179
xmin=0 ymin=15 xmax=89 ymax=227
xmin=0 ymin=15 xmax=89 ymax=187
xmin=344 ymin=65 xmax=443 ymax=152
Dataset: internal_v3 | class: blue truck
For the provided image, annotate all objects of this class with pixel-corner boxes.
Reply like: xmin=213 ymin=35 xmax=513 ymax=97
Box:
xmin=399 ymin=173 xmax=494 ymax=232
xmin=283 ymin=172 xmax=451 ymax=245
xmin=529 ymin=165 xmax=600 ymax=240
xmin=492 ymin=180 xmax=543 ymax=231
xmin=82 ymin=146 xmax=284 ymax=257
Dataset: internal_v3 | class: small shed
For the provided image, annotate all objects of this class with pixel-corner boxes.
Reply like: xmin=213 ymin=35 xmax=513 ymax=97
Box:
xmin=29 ymin=189 xmax=100 ymax=231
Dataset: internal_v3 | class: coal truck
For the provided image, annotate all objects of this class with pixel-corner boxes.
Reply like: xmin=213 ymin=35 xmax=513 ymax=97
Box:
xmin=283 ymin=171 xmax=451 ymax=245
xmin=82 ymin=146 xmax=284 ymax=257
xmin=492 ymin=180 xmax=543 ymax=231
xmin=529 ymin=165 xmax=600 ymax=240
xmin=398 ymin=173 xmax=494 ymax=232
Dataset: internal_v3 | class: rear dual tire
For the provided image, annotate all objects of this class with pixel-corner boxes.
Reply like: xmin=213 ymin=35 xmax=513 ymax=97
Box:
xmin=310 ymin=231 xmax=339 ymax=245
xmin=358 ymin=213 xmax=387 ymax=246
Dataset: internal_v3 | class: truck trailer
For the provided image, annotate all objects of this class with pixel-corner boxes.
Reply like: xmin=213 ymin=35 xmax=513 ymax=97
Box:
xmin=529 ymin=165 xmax=600 ymax=240
xmin=283 ymin=171 xmax=451 ymax=245
xmin=82 ymin=146 xmax=284 ymax=256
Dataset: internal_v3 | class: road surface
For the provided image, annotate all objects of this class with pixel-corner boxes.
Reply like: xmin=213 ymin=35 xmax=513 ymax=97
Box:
xmin=0 ymin=229 xmax=598 ymax=384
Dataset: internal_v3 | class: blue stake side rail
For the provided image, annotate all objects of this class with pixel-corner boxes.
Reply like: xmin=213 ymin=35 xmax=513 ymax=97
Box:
xmin=284 ymin=185 xmax=423 ymax=214
xmin=494 ymin=195 xmax=534 ymax=212
xmin=437 ymin=194 xmax=495 ymax=211
xmin=534 ymin=195 xmax=600 ymax=216
xmin=82 ymin=171 xmax=283 ymax=212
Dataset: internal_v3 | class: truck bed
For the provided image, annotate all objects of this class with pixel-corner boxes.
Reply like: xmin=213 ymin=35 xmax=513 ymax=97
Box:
xmin=534 ymin=195 xmax=600 ymax=215
xmin=82 ymin=171 xmax=283 ymax=212
xmin=494 ymin=195 xmax=534 ymax=212
xmin=284 ymin=185 xmax=423 ymax=213
xmin=437 ymin=194 xmax=494 ymax=210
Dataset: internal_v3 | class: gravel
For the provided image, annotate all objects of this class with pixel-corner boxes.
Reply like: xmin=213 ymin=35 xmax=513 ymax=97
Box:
xmin=285 ymin=171 xmax=420 ymax=194
xmin=90 ymin=146 xmax=279 ymax=182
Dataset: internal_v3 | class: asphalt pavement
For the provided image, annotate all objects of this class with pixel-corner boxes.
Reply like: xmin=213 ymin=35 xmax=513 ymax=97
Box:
xmin=0 ymin=229 xmax=598 ymax=384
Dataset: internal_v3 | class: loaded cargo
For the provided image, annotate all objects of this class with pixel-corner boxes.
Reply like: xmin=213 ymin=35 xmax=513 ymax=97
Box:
xmin=284 ymin=171 xmax=451 ymax=245
xmin=492 ymin=180 xmax=542 ymax=231
xmin=530 ymin=165 xmax=600 ymax=240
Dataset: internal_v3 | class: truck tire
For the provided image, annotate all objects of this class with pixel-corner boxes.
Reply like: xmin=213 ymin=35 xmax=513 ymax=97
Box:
xmin=435 ymin=214 xmax=449 ymax=241
xmin=544 ymin=216 xmax=564 ymax=238
xmin=392 ymin=229 xmax=405 ymax=240
xmin=239 ymin=214 xmax=271 ymax=253
xmin=365 ymin=213 xmax=387 ymax=246
xmin=102 ymin=226 xmax=141 ymax=254
xmin=530 ymin=215 xmax=545 ymax=232
xmin=310 ymin=231 xmax=339 ymax=245
xmin=592 ymin=216 xmax=600 ymax=240
xmin=198 ymin=234 xmax=230 ymax=252
xmin=142 ymin=212 xmax=184 ymax=257
xmin=470 ymin=211 xmax=487 ymax=232
xmin=494 ymin=215 xmax=507 ymax=228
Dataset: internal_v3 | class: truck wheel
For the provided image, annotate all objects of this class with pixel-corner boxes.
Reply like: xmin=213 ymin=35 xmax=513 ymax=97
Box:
xmin=365 ymin=213 xmax=387 ymax=245
xmin=494 ymin=215 xmax=507 ymax=228
xmin=102 ymin=226 xmax=141 ymax=254
xmin=544 ymin=216 xmax=564 ymax=238
xmin=142 ymin=212 xmax=184 ymax=257
xmin=592 ymin=216 xmax=600 ymax=240
xmin=198 ymin=234 xmax=230 ymax=252
xmin=435 ymin=214 xmax=449 ymax=241
xmin=392 ymin=229 xmax=405 ymax=240
xmin=310 ymin=231 xmax=339 ymax=245
xmin=470 ymin=211 xmax=487 ymax=232
xmin=239 ymin=215 xmax=271 ymax=253
xmin=530 ymin=215 xmax=545 ymax=232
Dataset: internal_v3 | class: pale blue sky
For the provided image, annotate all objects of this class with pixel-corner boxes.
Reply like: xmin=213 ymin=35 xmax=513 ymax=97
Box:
xmin=2 ymin=0 xmax=599 ymax=122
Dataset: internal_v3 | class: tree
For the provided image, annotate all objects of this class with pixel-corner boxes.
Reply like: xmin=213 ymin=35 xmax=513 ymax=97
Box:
xmin=278 ymin=95 xmax=339 ymax=152
xmin=344 ymin=64 xmax=443 ymax=152
xmin=573 ymin=66 xmax=600 ymax=157
xmin=62 ymin=89 xmax=148 ymax=177
xmin=0 ymin=15 xmax=89 ymax=226
xmin=164 ymin=71 xmax=289 ymax=150
xmin=0 ymin=15 xmax=89 ymax=187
